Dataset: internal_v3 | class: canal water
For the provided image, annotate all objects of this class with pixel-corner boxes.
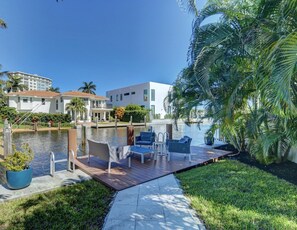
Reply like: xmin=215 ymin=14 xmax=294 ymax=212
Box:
xmin=12 ymin=123 xmax=210 ymax=177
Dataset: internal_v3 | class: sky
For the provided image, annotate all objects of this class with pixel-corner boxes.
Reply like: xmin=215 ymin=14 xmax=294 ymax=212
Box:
xmin=0 ymin=0 xmax=208 ymax=95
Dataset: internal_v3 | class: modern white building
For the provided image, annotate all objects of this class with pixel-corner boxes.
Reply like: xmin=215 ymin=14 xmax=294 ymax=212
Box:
xmin=7 ymin=90 xmax=112 ymax=122
xmin=8 ymin=71 xmax=52 ymax=91
xmin=106 ymin=82 xmax=172 ymax=119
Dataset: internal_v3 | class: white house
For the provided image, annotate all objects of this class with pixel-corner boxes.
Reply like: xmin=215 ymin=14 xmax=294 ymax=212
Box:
xmin=106 ymin=82 xmax=172 ymax=119
xmin=7 ymin=90 xmax=112 ymax=122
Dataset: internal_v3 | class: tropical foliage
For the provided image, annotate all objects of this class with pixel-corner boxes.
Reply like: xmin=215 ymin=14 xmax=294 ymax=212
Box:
xmin=5 ymin=74 xmax=28 ymax=93
xmin=171 ymin=0 xmax=297 ymax=163
xmin=48 ymin=86 xmax=60 ymax=93
xmin=78 ymin=81 xmax=96 ymax=95
xmin=66 ymin=97 xmax=86 ymax=123
xmin=1 ymin=143 xmax=34 ymax=171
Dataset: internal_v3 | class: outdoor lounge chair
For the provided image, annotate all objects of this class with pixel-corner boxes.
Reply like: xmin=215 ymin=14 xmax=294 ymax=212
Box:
xmin=167 ymin=136 xmax=192 ymax=162
xmin=87 ymin=139 xmax=132 ymax=173
xmin=135 ymin=131 xmax=156 ymax=147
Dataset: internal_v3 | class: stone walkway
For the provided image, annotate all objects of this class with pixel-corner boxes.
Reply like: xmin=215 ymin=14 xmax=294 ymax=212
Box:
xmin=0 ymin=169 xmax=91 ymax=202
xmin=103 ymin=174 xmax=205 ymax=230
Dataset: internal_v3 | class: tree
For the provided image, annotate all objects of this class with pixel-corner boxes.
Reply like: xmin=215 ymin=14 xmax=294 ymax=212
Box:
xmin=65 ymin=97 xmax=86 ymax=124
xmin=114 ymin=107 xmax=125 ymax=120
xmin=48 ymin=86 xmax=60 ymax=93
xmin=171 ymin=0 xmax=297 ymax=163
xmin=0 ymin=19 xmax=6 ymax=29
xmin=78 ymin=81 xmax=96 ymax=95
xmin=5 ymin=74 xmax=28 ymax=93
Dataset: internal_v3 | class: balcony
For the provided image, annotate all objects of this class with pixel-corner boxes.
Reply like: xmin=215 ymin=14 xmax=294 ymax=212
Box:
xmin=91 ymin=104 xmax=113 ymax=109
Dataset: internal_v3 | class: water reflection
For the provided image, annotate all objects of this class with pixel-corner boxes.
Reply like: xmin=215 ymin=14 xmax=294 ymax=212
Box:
xmin=12 ymin=124 xmax=209 ymax=177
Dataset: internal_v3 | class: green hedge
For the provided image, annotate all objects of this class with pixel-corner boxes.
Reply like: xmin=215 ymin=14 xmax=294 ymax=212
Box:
xmin=15 ymin=113 xmax=71 ymax=124
xmin=122 ymin=104 xmax=149 ymax=123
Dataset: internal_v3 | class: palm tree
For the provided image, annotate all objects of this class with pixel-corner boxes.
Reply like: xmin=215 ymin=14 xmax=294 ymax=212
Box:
xmin=78 ymin=81 xmax=96 ymax=95
xmin=5 ymin=74 xmax=28 ymax=93
xmin=66 ymin=97 xmax=86 ymax=124
xmin=48 ymin=86 xmax=60 ymax=93
xmin=171 ymin=0 xmax=297 ymax=163
xmin=0 ymin=19 xmax=7 ymax=29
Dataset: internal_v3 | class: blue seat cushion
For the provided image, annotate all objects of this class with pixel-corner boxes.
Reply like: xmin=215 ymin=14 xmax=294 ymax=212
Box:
xmin=135 ymin=140 xmax=152 ymax=145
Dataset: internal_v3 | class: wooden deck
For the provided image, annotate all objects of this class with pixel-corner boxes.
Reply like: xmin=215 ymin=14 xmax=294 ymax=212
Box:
xmin=76 ymin=146 xmax=231 ymax=191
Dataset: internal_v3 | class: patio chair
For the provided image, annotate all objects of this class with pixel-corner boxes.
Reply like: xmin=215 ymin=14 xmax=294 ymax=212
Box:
xmin=167 ymin=136 xmax=192 ymax=162
xmin=87 ymin=139 xmax=131 ymax=173
xmin=134 ymin=131 xmax=156 ymax=147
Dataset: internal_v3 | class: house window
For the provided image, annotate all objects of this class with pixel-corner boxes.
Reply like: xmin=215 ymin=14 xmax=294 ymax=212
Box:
xmin=143 ymin=89 xmax=148 ymax=101
xmin=116 ymin=94 xmax=118 ymax=101
xmin=131 ymin=92 xmax=135 ymax=95
xmin=151 ymin=89 xmax=155 ymax=101
xmin=30 ymin=97 xmax=33 ymax=103
xmin=60 ymin=97 xmax=63 ymax=103
xmin=18 ymin=97 xmax=20 ymax=103
xmin=110 ymin=96 xmax=113 ymax=102
xmin=151 ymin=105 xmax=155 ymax=117
xmin=120 ymin=94 xmax=123 ymax=101
xmin=41 ymin=98 xmax=45 ymax=105
xmin=23 ymin=98 xmax=28 ymax=103
xmin=124 ymin=93 xmax=130 ymax=96
xmin=56 ymin=100 xmax=59 ymax=110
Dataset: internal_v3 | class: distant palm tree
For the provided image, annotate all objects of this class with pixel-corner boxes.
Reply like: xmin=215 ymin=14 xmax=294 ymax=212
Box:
xmin=78 ymin=81 xmax=96 ymax=95
xmin=48 ymin=86 xmax=60 ymax=93
xmin=66 ymin=97 xmax=86 ymax=124
xmin=5 ymin=75 xmax=28 ymax=93
xmin=0 ymin=19 xmax=7 ymax=29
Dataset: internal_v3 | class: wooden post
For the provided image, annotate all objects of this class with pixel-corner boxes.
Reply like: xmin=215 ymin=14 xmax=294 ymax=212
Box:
xmin=144 ymin=115 xmax=147 ymax=127
xmin=96 ymin=116 xmax=98 ymax=129
xmin=3 ymin=120 xmax=12 ymax=157
xmin=68 ymin=129 xmax=77 ymax=158
xmin=127 ymin=125 xmax=134 ymax=145
xmin=58 ymin=122 xmax=61 ymax=130
xmin=115 ymin=115 xmax=118 ymax=129
xmin=34 ymin=122 xmax=37 ymax=132
xmin=166 ymin=124 xmax=173 ymax=140
xmin=82 ymin=125 xmax=87 ymax=147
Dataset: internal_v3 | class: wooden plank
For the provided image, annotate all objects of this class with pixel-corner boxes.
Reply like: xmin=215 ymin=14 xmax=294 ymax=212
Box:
xmin=76 ymin=146 xmax=231 ymax=191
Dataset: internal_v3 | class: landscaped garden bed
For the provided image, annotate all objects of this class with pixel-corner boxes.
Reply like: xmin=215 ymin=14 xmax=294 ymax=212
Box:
xmin=177 ymin=160 xmax=297 ymax=229
xmin=216 ymin=144 xmax=297 ymax=186
xmin=0 ymin=180 xmax=114 ymax=229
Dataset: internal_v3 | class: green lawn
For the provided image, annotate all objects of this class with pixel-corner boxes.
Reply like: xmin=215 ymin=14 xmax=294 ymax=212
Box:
xmin=177 ymin=160 xmax=297 ymax=230
xmin=0 ymin=180 xmax=114 ymax=230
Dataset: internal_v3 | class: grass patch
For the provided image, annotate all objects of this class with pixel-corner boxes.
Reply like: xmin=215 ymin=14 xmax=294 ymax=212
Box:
xmin=0 ymin=180 xmax=114 ymax=230
xmin=177 ymin=160 xmax=297 ymax=230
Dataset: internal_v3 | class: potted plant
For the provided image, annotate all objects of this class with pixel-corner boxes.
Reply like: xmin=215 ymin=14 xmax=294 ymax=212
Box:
xmin=204 ymin=131 xmax=214 ymax=145
xmin=1 ymin=143 xmax=34 ymax=189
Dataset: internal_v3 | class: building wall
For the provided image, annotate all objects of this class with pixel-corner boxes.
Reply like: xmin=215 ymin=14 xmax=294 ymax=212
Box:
xmin=106 ymin=82 xmax=172 ymax=119
xmin=9 ymin=72 xmax=52 ymax=91
xmin=8 ymin=96 xmax=54 ymax=113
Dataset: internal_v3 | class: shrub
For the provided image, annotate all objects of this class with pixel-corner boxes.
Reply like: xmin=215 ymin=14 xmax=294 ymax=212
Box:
xmin=122 ymin=104 xmax=149 ymax=123
xmin=1 ymin=143 xmax=34 ymax=171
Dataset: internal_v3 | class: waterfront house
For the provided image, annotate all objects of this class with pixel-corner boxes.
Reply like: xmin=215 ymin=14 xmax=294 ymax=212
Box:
xmin=106 ymin=82 xmax=172 ymax=119
xmin=7 ymin=90 xmax=112 ymax=122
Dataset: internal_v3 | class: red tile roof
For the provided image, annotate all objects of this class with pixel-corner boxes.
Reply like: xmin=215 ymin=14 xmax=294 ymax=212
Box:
xmin=7 ymin=90 xmax=109 ymax=100
xmin=62 ymin=91 xmax=109 ymax=100
xmin=7 ymin=90 xmax=59 ymax=98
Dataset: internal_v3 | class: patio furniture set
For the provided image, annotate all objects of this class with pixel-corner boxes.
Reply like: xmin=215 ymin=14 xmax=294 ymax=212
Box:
xmin=87 ymin=131 xmax=192 ymax=173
